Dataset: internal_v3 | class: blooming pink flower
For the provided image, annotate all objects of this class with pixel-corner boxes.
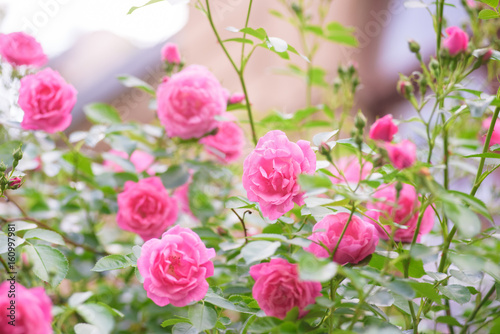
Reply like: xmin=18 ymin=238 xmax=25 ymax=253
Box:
xmin=369 ymin=114 xmax=398 ymax=142
xmin=242 ymin=130 xmax=316 ymax=220
xmin=0 ymin=32 xmax=47 ymax=67
xmin=250 ymin=258 xmax=322 ymax=319
xmin=443 ymin=26 xmax=468 ymax=56
xmin=305 ymin=212 xmax=379 ymax=265
xmin=157 ymin=65 xmax=227 ymax=139
xmin=199 ymin=120 xmax=245 ymax=164
xmin=117 ymin=177 xmax=178 ymax=241
xmin=104 ymin=150 xmax=155 ymax=175
xmin=161 ymin=43 xmax=181 ymax=64
xmin=481 ymin=117 xmax=500 ymax=147
xmin=228 ymin=92 xmax=245 ymax=104
xmin=18 ymin=68 xmax=77 ymax=133
xmin=137 ymin=226 xmax=215 ymax=307
xmin=0 ymin=282 xmax=53 ymax=334
xmin=365 ymin=183 xmax=434 ymax=242
xmin=466 ymin=0 xmax=476 ymax=8
xmin=330 ymin=157 xmax=373 ymax=184
xmin=386 ymin=140 xmax=417 ymax=169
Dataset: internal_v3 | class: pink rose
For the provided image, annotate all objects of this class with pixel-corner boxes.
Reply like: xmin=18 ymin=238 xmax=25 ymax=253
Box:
xmin=161 ymin=43 xmax=181 ymax=64
xmin=104 ymin=149 xmax=155 ymax=175
xmin=365 ymin=183 xmax=434 ymax=242
xmin=157 ymin=65 xmax=227 ymax=139
xmin=305 ymin=212 xmax=379 ymax=265
xmin=117 ymin=177 xmax=178 ymax=241
xmin=0 ymin=282 xmax=53 ymax=334
xmin=18 ymin=68 xmax=77 ymax=133
xmin=0 ymin=32 xmax=47 ymax=67
xmin=330 ymin=157 xmax=372 ymax=184
xmin=369 ymin=114 xmax=398 ymax=142
xmin=481 ymin=117 xmax=500 ymax=147
xmin=249 ymin=258 xmax=322 ymax=319
xmin=386 ymin=140 xmax=417 ymax=169
xmin=228 ymin=92 xmax=245 ymax=104
xmin=443 ymin=26 xmax=468 ymax=56
xmin=242 ymin=130 xmax=316 ymax=220
xmin=199 ymin=120 xmax=245 ymax=164
xmin=137 ymin=225 xmax=215 ymax=307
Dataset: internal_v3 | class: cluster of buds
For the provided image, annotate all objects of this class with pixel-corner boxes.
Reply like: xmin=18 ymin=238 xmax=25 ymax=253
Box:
xmin=0 ymin=145 xmax=25 ymax=197
xmin=353 ymin=110 xmax=367 ymax=150
xmin=161 ymin=43 xmax=184 ymax=76
xmin=333 ymin=62 xmax=359 ymax=95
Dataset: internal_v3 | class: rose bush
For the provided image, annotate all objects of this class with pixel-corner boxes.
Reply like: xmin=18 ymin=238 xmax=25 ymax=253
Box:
xmin=1 ymin=2 xmax=500 ymax=334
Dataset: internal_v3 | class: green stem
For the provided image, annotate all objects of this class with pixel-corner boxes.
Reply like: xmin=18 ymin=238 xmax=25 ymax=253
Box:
xmin=204 ymin=0 xmax=258 ymax=146
xmin=460 ymin=285 xmax=496 ymax=334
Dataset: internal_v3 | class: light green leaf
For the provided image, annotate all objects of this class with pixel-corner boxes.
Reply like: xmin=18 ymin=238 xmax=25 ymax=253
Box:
xmin=298 ymin=251 xmax=337 ymax=282
xmin=161 ymin=318 xmax=192 ymax=328
xmin=188 ymin=304 xmax=217 ymax=331
xmin=91 ymin=255 xmax=133 ymax=272
xmin=69 ymin=292 xmax=94 ymax=308
xmin=24 ymin=229 xmax=65 ymax=246
xmin=438 ymin=285 xmax=471 ymax=304
xmin=443 ymin=202 xmax=481 ymax=238
xmin=84 ymin=103 xmax=122 ymax=125
xmin=76 ymin=303 xmax=114 ymax=334
xmin=159 ymin=165 xmax=190 ymax=189
xmin=478 ymin=9 xmax=500 ymax=19
xmin=479 ymin=0 xmax=499 ymax=8
xmin=74 ymin=323 xmax=102 ymax=334
xmin=24 ymin=244 xmax=69 ymax=287
xmin=117 ymin=75 xmax=155 ymax=95
xmin=172 ymin=323 xmax=198 ymax=334
xmin=222 ymin=38 xmax=254 ymax=45
xmin=128 ymin=0 xmax=165 ymax=14
xmin=241 ymin=241 xmax=280 ymax=264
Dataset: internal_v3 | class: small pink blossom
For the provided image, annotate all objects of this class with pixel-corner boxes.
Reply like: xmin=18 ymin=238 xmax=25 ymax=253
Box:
xmin=443 ymin=26 xmax=468 ymax=56
xmin=8 ymin=177 xmax=23 ymax=189
xmin=0 ymin=32 xmax=47 ymax=67
xmin=242 ymin=130 xmax=316 ymax=220
xmin=199 ymin=120 xmax=245 ymax=164
xmin=18 ymin=68 xmax=77 ymax=133
xmin=386 ymin=140 xmax=417 ymax=169
xmin=365 ymin=183 xmax=435 ymax=243
xmin=330 ymin=157 xmax=373 ymax=184
xmin=117 ymin=177 xmax=178 ymax=241
xmin=104 ymin=149 xmax=155 ymax=175
xmin=481 ymin=117 xmax=500 ymax=147
xmin=161 ymin=43 xmax=181 ymax=64
xmin=157 ymin=65 xmax=227 ymax=139
xmin=305 ymin=212 xmax=379 ymax=265
xmin=0 ymin=282 xmax=53 ymax=334
xmin=137 ymin=226 xmax=215 ymax=307
xmin=228 ymin=92 xmax=245 ymax=104
xmin=369 ymin=114 xmax=398 ymax=142
xmin=250 ymin=258 xmax=322 ymax=319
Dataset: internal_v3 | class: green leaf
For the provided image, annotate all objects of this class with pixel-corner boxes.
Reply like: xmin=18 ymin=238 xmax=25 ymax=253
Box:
xmin=239 ymin=27 xmax=267 ymax=40
xmin=128 ymin=0 xmax=165 ymax=14
xmin=172 ymin=323 xmax=198 ymax=334
xmin=69 ymin=292 xmax=94 ymax=308
xmin=436 ymin=316 xmax=463 ymax=327
xmin=74 ymin=323 xmax=101 ymax=334
xmin=84 ymin=103 xmax=122 ymax=125
xmin=204 ymin=292 xmax=257 ymax=314
xmin=24 ymin=244 xmax=69 ymax=287
xmin=188 ymin=304 xmax=217 ymax=331
xmin=465 ymin=152 xmax=500 ymax=159
xmin=76 ymin=303 xmax=114 ymax=334
xmin=408 ymin=282 xmax=441 ymax=304
xmin=325 ymin=22 xmax=358 ymax=47
xmin=298 ymin=251 xmax=337 ymax=282
xmin=117 ymin=75 xmax=155 ymax=95
xmin=442 ymin=202 xmax=481 ymax=238
xmin=479 ymin=0 xmax=499 ymax=8
xmin=478 ymin=9 xmax=500 ymax=19
xmin=24 ymin=229 xmax=65 ymax=246
xmin=241 ymin=241 xmax=281 ymax=264
xmin=159 ymin=165 xmax=190 ymax=189
xmin=222 ymin=38 xmax=254 ymax=44
xmin=101 ymin=152 xmax=136 ymax=174
xmin=225 ymin=196 xmax=255 ymax=209
xmin=438 ymin=285 xmax=471 ymax=304
xmin=0 ymin=140 xmax=23 ymax=166
xmin=298 ymin=174 xmax=333 ymax=191
xmin=91 ymin=255 xmax=133 ymax=272
xmin=161 ymin=317 xmax=192 ymax=328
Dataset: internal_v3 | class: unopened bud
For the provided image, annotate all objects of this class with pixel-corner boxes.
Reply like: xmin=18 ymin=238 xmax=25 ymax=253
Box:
xmin=354 ymin=111 xmax=366 ymax=130
xmin=13 ymin=146 xmax=23 ymax=161
xmin=0 ymin=162 xmax=6 ymax=172
xmin=397 ymin=79 xmax=414 ymax=99
xmin=408 ymin=39 xmax=420 ymax=53
xmin=8 ymin=177 xmax=22 ymax=190
xmin=319 ymin=142 xmax=331 ymax=156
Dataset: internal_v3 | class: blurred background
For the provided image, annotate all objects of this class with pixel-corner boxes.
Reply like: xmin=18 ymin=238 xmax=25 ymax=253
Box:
xmin=0 ymin=0 xmax=491 ymax=132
